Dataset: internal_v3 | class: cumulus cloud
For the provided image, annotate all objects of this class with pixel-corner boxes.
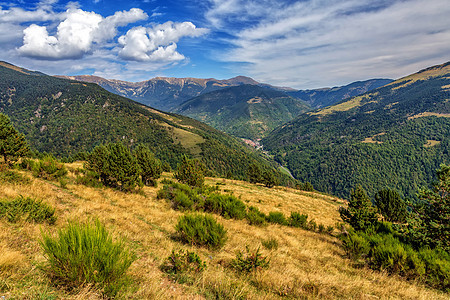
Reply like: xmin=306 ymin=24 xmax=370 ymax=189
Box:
xmin=118 ymin=21 xmax=208 ymax=62
xmin=206 ymin=0 xmax=450 ymax=88
xmin=18 ymin=8 xmax=148 ymax=60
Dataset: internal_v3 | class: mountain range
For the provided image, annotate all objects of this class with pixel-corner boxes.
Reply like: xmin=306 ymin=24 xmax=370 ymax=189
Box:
xmin=0 ymin=61 xmax=283 ymax=180
xmin=263 ymin=61 xmax=450 ymax=198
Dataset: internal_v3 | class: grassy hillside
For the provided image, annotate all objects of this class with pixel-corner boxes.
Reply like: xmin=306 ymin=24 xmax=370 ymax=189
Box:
xmin=263 ymin=62 xmax=450 ymax=199
xmin=1 ymin=164 xmax=447 ymax=299
xmin=0 ymin=62 xmax=282 ymax=180
xmin=174 ymin=85 xmax=310 ymax=140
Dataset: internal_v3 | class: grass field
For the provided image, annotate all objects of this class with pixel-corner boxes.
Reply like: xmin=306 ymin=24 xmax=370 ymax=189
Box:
xmin=0 ymin=164 xmax=448 ymax=299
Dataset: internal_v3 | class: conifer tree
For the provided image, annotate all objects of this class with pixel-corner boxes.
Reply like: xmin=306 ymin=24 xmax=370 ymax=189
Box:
xmin=175 ymin=155 xmax=205 ymax=187
xmin=86 ymin=143 xmax=141 ymax=191
xmin=134 ymin=144 xmax=162 ymax=186
xmin=374 ymin=188 xmax=407 ymax=222
xmin=0 ymin=113 xmax=29 ymax=165
xmin=408 ymin=164 xmax=450 ymax=251
xmin=247 ymin=163 xmax=262 ymax=184
xmin=339 ymin=185 xmax=378 ymax=231
xmin=262 ymin=169 xmax=277 ymax=188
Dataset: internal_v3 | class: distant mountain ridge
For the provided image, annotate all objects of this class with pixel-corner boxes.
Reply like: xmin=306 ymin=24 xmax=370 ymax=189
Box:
xmin=174 ymin=84 xmax=310 ymax=139
xmin=57 ymin=74 xmax=294 ymax=112
xmin=263 ymin=61 xmax=450 ymax=199
xmin=57 ymin=74 xmax=389 ymax=112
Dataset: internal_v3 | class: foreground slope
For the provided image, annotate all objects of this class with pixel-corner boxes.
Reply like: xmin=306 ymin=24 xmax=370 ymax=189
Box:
xmin=0 ymin=62 xmax=275 ymax=178
xmin=174 ymin=84 xmax=311 ymax=139
xmin=0 ymin=166 xmax=447 ymax=299
xmin=264 ymin=62 xmax=450 ymax=198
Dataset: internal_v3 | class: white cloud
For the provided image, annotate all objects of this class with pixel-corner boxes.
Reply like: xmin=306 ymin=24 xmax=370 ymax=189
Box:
xmin=18 ymin=8 xmax=148 ymax=60
xmin=118 ymin=21 xmax=208 ymax=62
xmin=206 ymin=0 xmax=450 ymax=88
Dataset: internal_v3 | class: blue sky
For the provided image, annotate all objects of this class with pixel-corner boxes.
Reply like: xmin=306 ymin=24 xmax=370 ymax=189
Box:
xmin=1 ymin=0 xmax=450 ymax=89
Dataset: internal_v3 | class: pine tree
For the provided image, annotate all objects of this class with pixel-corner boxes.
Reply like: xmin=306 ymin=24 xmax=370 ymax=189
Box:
xmin=339 ymin=185 xmax=378 ymax=231
xmin=247 ymin=163 xmax=262 ymax=184
xmin=408 ymin=164 xmax=450 ymax=251
xmin=0 ymin=113 xmax=29 ymax=165
xmin=86 ymin=143 xmax=141 ymax=191
xmin=374 ymin=188 xmax=407 ymax=222
xmin=175 ymin=155 xmax=205 ymax=187
xmin=262 ymin=169 xmax=277 ymax=188
xmin=134 ymin=144 xmax=162 ymax=186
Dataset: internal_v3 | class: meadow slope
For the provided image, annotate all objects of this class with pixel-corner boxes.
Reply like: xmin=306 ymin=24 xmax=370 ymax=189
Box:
xmin=0 ymin=164 xmax=447 ymax=299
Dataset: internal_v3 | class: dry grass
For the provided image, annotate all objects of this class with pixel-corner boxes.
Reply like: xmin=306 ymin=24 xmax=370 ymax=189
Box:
xmin=311 ymin=94 xmax=378 ymax=116
xmin=0 ymin=167 xmax=448 ymax=299
xmin=407 ymin=112 xmax=450 ymax=120
xmin=424 ymin=140 xmax=441 ymax=148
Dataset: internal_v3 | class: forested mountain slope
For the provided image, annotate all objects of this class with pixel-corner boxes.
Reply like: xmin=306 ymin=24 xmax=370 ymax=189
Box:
xmin=0 ymin=62 xmax=279 ymax=179
xmin=173 ymin=84 xmax=310 ymax=139
xmin=263 ymin=62 xmax=450 ymax=199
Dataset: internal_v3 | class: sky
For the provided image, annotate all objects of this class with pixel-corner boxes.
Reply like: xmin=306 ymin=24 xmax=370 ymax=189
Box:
xmin=1 ymin=0 xmax=450 ymax=89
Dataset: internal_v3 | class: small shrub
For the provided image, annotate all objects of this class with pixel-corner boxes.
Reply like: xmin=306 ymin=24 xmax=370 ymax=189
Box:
xmin=289 ymin=212 xmax=308 ymax=228
xmin=0 ymin=196 xmax=56 ymax=224
xmin=326 ymin=225 xmax=334 ymax=235
xmin=175 ymin=214 xmax=227 ymax=249
xmin=161 ymin=248 xmax=206 ymax=283
xmin=308 ymin=219 xmax=317 ymax=231
xmin=173 ymin=190 xmax=194 ymax=211
xmin=33 ymin=155 xmax=68 ymax=180
xmin=246 ymin=206 xmax=267 ymax=226
xmin=341 ymin=232 xmax=370 ymax=260
xmin=318 ymin=224 xmax=325 ymax=233
xmin=231 ymin=246 xmax=270 ymax=273
xmin=0 ymin=169 xmax=30 ymax=184
xmin=40 ymin=219 xmax=135 ymax=298
xmin=75 ymin=169 xmax=103 ymax=188
xmin=17 ymin=158 xmax=35 ymax=170
xmin=267 ymin=211 xmax=287 ymax=225
xmin=204 ymin=194 xmax=246 ymax=220
xmin=261 ymin=238 xmax=278 ymax=250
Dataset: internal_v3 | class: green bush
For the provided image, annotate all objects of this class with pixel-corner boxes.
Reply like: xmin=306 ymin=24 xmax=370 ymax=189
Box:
xmin=204 ymin=193 xmax=247 ymax=220
xmin=0 ymin=169 xmax=30 ymax=184
xmin=175 ymin=155 xmax=205 ymax=187
xmin=75 ymin=169 xmax=103 ymax=188
xmin=245 ymin=206 xmax=267 ymax=226
xmin=341 ymin=232 xmax=370 ymax=260
xmin=288 ymin=212 xmax=308 ymax=228
xmin=261 ymin=170 xmax=277 ymax=188
xmin=40 ymin=219 xmax=135 ymax=297
xmin=32 ymin=155 xmax=68 ymax=180
xmin=261 ymin=238 xmax=278 ymax=250
xmin=175 ymin=214 xmax=227 ymax=249
xmin=161 ymin=249 xmax=206 ymax=283
xmin=0 ymin=196 xmax=56 ymax=224
xmin=173 ymin=190 xmax=195 ymax=211
xmin=267 ymin=211 xmax=287 ymax=225
xmin=231 ymin=246 xmax=270 ymax=273
xmin=419 ymin=248 xmax=450 ymax=291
